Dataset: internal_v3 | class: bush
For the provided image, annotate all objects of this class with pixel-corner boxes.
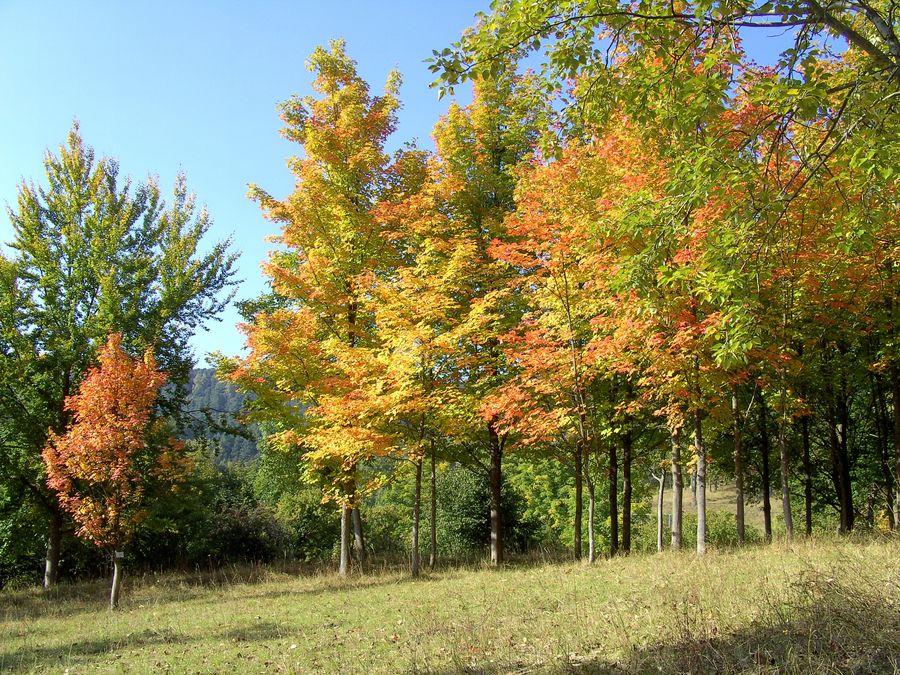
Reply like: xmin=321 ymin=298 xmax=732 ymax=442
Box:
xmin=273 ymin=489 xmax=340 ymax=562
xmin=351 ymin=461 xmax=541 ymax=561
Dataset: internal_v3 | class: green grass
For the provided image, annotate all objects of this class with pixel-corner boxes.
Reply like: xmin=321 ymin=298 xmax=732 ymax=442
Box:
xmin=664 ymin=481 xmax=768 ymax=532
xmin=2 ymin=536 xmax=898 ymax=673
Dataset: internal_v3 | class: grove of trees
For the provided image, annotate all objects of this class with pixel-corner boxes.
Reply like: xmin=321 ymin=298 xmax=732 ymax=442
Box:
xmin=1 ymin=0 xmax=898 ymax=594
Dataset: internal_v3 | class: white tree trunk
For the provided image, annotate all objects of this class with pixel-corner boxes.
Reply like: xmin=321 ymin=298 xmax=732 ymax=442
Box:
xmin=654 ymin=472 xmax=665 ymax=553
xmin=109 ymin=552 xmax=123 ymax=610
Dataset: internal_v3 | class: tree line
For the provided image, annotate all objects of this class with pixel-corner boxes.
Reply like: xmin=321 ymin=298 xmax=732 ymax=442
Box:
xmin=1 ymin=0 xmax=898 ymax=603
xmin=221 ymin=8 xmax=898 ymax=577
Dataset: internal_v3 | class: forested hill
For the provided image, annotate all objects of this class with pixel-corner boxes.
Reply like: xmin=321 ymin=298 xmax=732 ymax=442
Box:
xmin=184 ymin=368 xmax=258 ymax=464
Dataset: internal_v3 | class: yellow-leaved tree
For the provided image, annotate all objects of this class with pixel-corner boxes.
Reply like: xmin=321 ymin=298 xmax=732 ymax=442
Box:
xmin=218 ymin=41 xmax=402 ymax=575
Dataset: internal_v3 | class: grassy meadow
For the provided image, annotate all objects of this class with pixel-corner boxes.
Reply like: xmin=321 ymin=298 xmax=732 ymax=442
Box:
xmin=1 ymin=536 xmax=898 ymax=673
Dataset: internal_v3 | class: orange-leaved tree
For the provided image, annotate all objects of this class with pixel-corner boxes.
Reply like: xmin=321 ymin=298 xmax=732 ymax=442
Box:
xmin=42 ymin=333 xmax=179 ymax=609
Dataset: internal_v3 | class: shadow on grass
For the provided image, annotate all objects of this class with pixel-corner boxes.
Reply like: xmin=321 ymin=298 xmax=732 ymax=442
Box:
xmin=0 ymin=625 xmax=192 ymax=673
xmin=0 ymin=557 xmax=463 ymax=624
xmin=0 ymin=620 xmax=289 ymax=673
xmin=0 ymin=578 xmax=117 ymax=623
xmin=0 ymin=561 xmax=327 ymax=622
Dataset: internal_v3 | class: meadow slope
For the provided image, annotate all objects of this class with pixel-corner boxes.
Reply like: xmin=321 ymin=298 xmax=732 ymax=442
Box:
xmin=1 ymin=537 xmax=898 ymax=673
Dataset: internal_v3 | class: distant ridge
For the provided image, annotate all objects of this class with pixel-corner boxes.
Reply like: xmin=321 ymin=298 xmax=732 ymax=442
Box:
xmin=183 ymin=368 xmax=258 ymax=463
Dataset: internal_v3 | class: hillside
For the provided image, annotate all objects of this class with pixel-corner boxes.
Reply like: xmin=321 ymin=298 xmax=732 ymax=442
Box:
xmin=184 ymin=368 xmax=258 ymax=464
xmin=1 ymin=537 xmax=896 ymax=673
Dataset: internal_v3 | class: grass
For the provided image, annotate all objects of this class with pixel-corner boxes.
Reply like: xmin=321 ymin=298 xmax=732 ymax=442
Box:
xmin=665 ymin=481 xmax=769 ymax=532
xmin=1 ymin=536 xmax=898 ymax=673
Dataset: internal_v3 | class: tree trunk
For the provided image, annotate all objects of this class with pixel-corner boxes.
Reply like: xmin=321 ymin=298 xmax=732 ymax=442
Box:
xmin=621 ymin=427 xmax=632 ymax=554
xmin=654 ymin=472 xmax=666 ymax=553
xmin=801 ymin=415 xmax=813 ymax=536
xmin=695 ymin=408 xmax=707 ymax=556
xmin=670 ymin=428 xmax=683 ymax=550
xmin=411 ymin=459 xmax=421 ymax=577
xmin=488 ymin=421 xmax=503 ymax=566
xmin=109 ymin=552 xmax=123 ymax=610
xmin=608 ymin=438 xmax=618 ymax=557
xmin=691 ymin=467 xmax=698 ymax=512
xmin=339 ymin=505 xmax=351 ymax=576
xmin=429 ymin=438 xmax=437 ymax=568
xmin=778 ymin=381 xmax=794 ymax=539
xmin=865 ymin=483 xmax=877 ymax=527
xmin=573 ymin=441 xmax=582 ymax=559
xmin=350 ymin=508 xmax=365 ymax=565
xmin=836 ymin=382 xmax=854 ymax=532
xmin=827 ymin=404 xmax=846 ymax=533
xmin=585 ymin=449 xmax=596 ymax=563
xmin=892 ymin=363 xmax=900 ymax=527
xmin=44 ymin=367 xmax=71 ymax=590
xmin=732 ymin=389 xmax=746 ymax=545
xmin=759 ymin=393 xmax=773 ymax=543
xmin=43 ymin=510 xmax=62 ymax=590
xmin=872 ymin=373 xmax=895 ymax=530
xmin=345 ymin=298 xmax=364 ymax=571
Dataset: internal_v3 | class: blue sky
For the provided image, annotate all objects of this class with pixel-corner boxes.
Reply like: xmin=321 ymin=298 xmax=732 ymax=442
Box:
xmin=0 ymin=1 xmax=792 ymax=365
xmin=0 ymin=0 xmax=486 ymax=362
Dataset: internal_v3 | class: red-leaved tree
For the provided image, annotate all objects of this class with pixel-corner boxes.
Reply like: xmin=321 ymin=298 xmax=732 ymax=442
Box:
xmin=42 ymin=333 xmax=180 ymax=608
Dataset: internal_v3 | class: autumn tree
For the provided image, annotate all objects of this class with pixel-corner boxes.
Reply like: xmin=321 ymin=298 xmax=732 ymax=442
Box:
xmin=423 ymin=71 xmax=545 ymax=566
xmin=219 ymin=41 xmax=402 ymax=575
xmin=372 ymin=147 xmax=474 ymax=574
xmin=436 ymin=0 xmax=900 ymax=542
xmin=0 ymin=125 xmax=236 ymax=587
xmin=42 ymin=334 xmax=181 ymax=609
xmin=487 ymin=145 xmax=606 ymax=560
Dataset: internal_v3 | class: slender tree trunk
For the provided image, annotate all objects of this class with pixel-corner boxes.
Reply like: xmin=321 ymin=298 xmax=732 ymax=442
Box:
xmin=690 ymin=466 xmax=698 ymax=512
xmin=732 ymin=389 xmax=746 ymax=544
xmin=670 ymin=428 xmax=683 ymax=550
xmin=865 ymin=483 xmax=877 ymax=527
xmin=574 ymin=441 xmax=582 ymax=559
xmin=339 ymin=505 xmax=351 ymax=576
xmin=654 ymin=472 xmax=666 ymax=553
xmin=778 ymin=380 xmax=794 ymax=539
xmin=609 ymin=438 xmax=618 ymax=557
xmin=44 ymin=367 xmax=72 ymax=590
xmin=109 ymin=552 xmax=123 ymax=610
xmin=801 ymin=415 xmax=813 ymax=536
xmin=884 ymin=437 xmax=897 ymax=531
xmin=828 ymin=404 xmax=846 ymax=533
xmin=621 ymin=427 xmax=632 ymax=554
xmin=488 ymin=421 xmax=503 ymax=566
xmin=891 ymin=363 xmax=900 ymax=527
xmin=585 ymin=449 xmax=596 ymax=563
xmin=429 ymin=438 xmax=437 ymax=568
xmin=836 ymin=382 xmax=854 ymax=532
xmin=695 ymin=408 xmax=707 ymax=556
xmin=352 ymin=507 xmax=366 ymax=565
xmin=759 ymin=393 xmax=773 ymax=543
xmin=43 ymin=510 xmax=62 ymax=590
xmin=411 ymin=459 xmax=421 ymax=577
xmin=345 ymin=301 xmax=365 ymax=569
xmin=871 ymin=373 xmax=895 ymax=530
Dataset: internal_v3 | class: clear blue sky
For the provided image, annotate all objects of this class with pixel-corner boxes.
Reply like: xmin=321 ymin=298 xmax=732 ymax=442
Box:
xmin=0 ymin=0 xmax=487 ymax=363
xmin=0 ymin=1 xmax=789 ymax=365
